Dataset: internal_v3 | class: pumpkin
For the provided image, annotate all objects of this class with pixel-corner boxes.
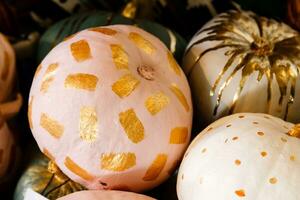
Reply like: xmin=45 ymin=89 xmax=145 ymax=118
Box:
xmin=183 ymin=9 xmax=300 ymax=124
xmin=57 ymin=190 xmax=155 ymax=200
xmin=29 ymin=25 xmax=192 ymax=192
xmin=37 ymin=11 xmax=187 ymax=63
xmin=0 ymin=115 xmax=16 ymax=178
xmin=177 ymin=113 xmax=300 ymax=200
xmin=13 ymin=150 xmax=84 ymax=200
xmin=0 ymin=32 xmax=15 ymax=103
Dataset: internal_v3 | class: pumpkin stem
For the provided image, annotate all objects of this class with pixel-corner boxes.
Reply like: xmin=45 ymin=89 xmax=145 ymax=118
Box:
xmin=287 ymin=124 xmax=300 ymax=138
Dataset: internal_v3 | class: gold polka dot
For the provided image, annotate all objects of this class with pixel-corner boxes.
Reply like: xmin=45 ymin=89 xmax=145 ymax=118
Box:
xmin=261 ymin=151 xmax=267 ymax=157
xmin=232 ymin=136 xmax=239 ymax=141
xmin=40 ymin=63 xmax=59 ymax=93
xmin=70 ymin=39 xmax=92 ymax=62
xmin=167 ymin=51 xmax=181 ymax=76
xmin=226 ymin=124 xmax=232 ymax=127
xmin=235 ymin=189 xmax=246 ymax=197
xmin=40 ymin=113 xmax=64 ymax=139
xmin=129 ymin=32 xmax=155 ymax=54
xmin=235 ymin=159 xmax=241 ymax=166
xmin=101 ymin=152 xmax=136 ymax=172
xmin=269 ymin=177 xmax=277 ymax=184
xmin=145 ymin=92 xmax=170 ymax=115
xmin=281 ymin=137 xmax=287 ymax=142
xmin=257 ymin=131 xmax=264 ymax=136
xmin=79 ymin=107 xmax=98 ymax=142
xmin=170 ymin=84 xmax=190 ymax=112
xmin=238 ymin=115 xmax=245 ymax=118
xmin=64 ymin=73 xmax=99 ymax=91
xmin=201 ymin=148 xmax=207 ymax=153
xmin=65 ymin=156 xmax=93 ymax=180
xmin=112 ymin=74 xmax=140 ymax=98
xmin=169 ymin=127 xmax=188 ymax=144
xmin=89 ymin=27 xmax=117 ymax=35
xmin=110 ymin=44 xmax=128 ymax=70
xmin=253 ymin=122 xmax=259 ymax=124
xmin=290 ymin=155 xmax=296 ymax=161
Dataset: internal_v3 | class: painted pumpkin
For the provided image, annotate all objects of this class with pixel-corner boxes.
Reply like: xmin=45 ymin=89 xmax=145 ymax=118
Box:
xmin=177 ymin=113 xmax=300 ymax=200
xmin=29 ymin=25 xmax=192 ymax=192
xmin=0 ymin=32 xmax=15 ymax=103
xmin=37 ymin=11 xmax=186 ymax=63
xmin=0 ymin=115 xmax=16 ymax=178
xmin=57 ymin=190 xmax=156 ymax=200
xmin=13 ymin=150 xmax=85 ymax=200
xmin=183 ymin=9 xmax=300 ymax=124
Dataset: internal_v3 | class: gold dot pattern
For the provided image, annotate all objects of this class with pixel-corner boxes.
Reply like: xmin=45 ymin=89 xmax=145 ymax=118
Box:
xmin=65 ymin=156 xmax=93 ymax=180
xmin=110 ymin=44 xmax=129 ymax=70
xmin=64 ymin=73 xmax=99 ymax=91
xmin=89 ymin=27 xmax=117 ymax=35
xmin=235 ymin=189 xmax=246 ymax=197
xmin=119 ymin=109 xmax=144 ymax=143
xmin=70 ymin=40 xmax=92 ymax=62
xmin=145 ymin=92 xmax=170 ymax=115
xmin=235 ymin=159 xmax=241 ymax=165
xmin=101 ymin=152 xmax=136 ymax=172
xmin=128 ymin=32 xmax=155 ymax=54
xmin=169 ymin=127 xmax=188 ymax=144
xmin=112 ymin=74 xmax=140 ymax=98
xmin=79 ymin=107 xmax=98 ymax=142
xmin=40 ymin=63 xmax=59 ymax=93
xmin=170 ymin=84 xmax=190 ymax=112
xmin=143 ymin=154 xmax=168 ymax=181
xmin=40 ymin=113 xmax=64 ymax=139
xmin=257 ymin=131 xmax=264 ymax=136
xmin=232 ymin=136 xmax=239 ymax=141
xmin=167 ymin=51 xmax=181 ymax=76
xmin=269 ymin=177 xmax=277 ymax=184
xmin=261 ymin=151 xmax=267 ymax=157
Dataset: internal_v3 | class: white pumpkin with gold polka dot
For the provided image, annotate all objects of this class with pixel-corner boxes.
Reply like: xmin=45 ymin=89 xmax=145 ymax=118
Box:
xmin=0 ymin=33 xmax=15 ymax=103
xmin=28 ymin=25 xmax=192 ymax=192
xmin=177 ymin=113 xmax=300 ymax=200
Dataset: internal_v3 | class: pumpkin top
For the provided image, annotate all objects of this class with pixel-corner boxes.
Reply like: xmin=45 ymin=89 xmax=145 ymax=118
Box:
xmin=185 ymin=9 xmax=300 ymax=119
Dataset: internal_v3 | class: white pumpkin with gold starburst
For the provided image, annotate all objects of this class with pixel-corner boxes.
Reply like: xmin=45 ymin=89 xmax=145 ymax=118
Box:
xmin=28 ymin=25 xmax=192 ymax=192
xmin=177 ymin=113 xmax=300 ymax=200
xmin=183 ymin=9 xmax=300 ymax=124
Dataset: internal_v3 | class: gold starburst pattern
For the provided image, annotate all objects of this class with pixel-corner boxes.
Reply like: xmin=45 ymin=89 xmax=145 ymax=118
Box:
xmin=186 ymin=10 xmax=300 ymax=119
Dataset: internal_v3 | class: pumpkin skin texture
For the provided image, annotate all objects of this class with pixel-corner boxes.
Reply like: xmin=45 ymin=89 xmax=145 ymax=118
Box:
xmin=37 ymin=11 xmax=186 ymax=63
xmin=57 ymin=190 xmax=156 ymax=200
xmin=13 ymin=151 xmax=84 ymax=200
xmin=183 ymin=9 xmax=300 ymax=124
xmin=0 ymin=118 xmax=15 ymax=178
xmin=29 ymin=25 xmax=192 ymax=192
xmin=0 ymin=33 xmax=15 ymax=103
xmin=177 ymin=113 xmax=300 ymax=200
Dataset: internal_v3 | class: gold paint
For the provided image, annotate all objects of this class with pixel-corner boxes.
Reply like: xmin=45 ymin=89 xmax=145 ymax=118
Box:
xmin=65 ymin=73 xmax=98 ymax=91
xmin=129 ymin=32 xmax=155 ymax=54
xmin=235 ymin=189 xmax=246 ymax=197
xmin=170 ymin=84 xmax=189 ymax=112
xmin=143 ymin=154 xmax=167 ymax=181
xmin=119 ymin=109 xmax=144 ymax=143
xmin=28 ymin=97 xmax=33 ymax=129
xmin=145 ymin=92 xmax=169 ymax=115
xmin=80 ymin=107 xmax=98 ymax=142
xmin=232 ymin=136 xmax=239 ymax=140
xmin=34 ymin=64 xmax=42 ymax=79
xmin=70 ymin=40 xmax=92 ymax=62
xmin=186 ymin=10 xmax=300 ymax=118
xmin=101 ymin=152 xmax=136 ymax=171
xmin=257 ymin=131 xmax=264 ymax=136
xmin=169 ymin=127 xmax=188 ymax=144
xmin=261 ymin=151 xmax=267 ymax=157
xmin=167 ymin=51 xmax=181 ymax=76
xmin=43 ymin=148 xmax=55 ymax=161
xmin=40 ymin=63 xmax=59 ymax=93
xmin=287 ymin=124 xmax=300 ymax=138
xmin=122 ymin=0 xmax=137 ymax=19
xmin=269 ymin=177 xmax=277 ymax=184
xmin=64 ymin=156 xmax=93 ymax=180
xmin=235 ymin=159 xmax=241 ymax=165
xmin=1 ymin=51 xmax=9 ymax=80
xmin=110 ymin=44 xmax=129 ymax=70
xmin=89 ymin=27 xmax=117 ymax=35
xmin=40 ymin=113 xmax=64 ymax=139
xmin=112 ymin=74 xmax=140 ymax=98
xmin=290 ymin=155 xmax=296 ymax=161
xmin=167 ymin=29 xmax=177 ymax=53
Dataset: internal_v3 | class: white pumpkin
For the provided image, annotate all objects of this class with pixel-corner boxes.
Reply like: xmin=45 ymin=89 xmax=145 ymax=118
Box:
xmin=0 ymin=33 xmax=15 ymax=103
xmin=177 ymin=113 xmax=300 ymax=200
xmin=28 ymin=25 xmax=192 ymax=192
xmin=0 ymin=114 xmax=15 ymax=178
xmin=183 ymin=9 xmax=300 ymax=124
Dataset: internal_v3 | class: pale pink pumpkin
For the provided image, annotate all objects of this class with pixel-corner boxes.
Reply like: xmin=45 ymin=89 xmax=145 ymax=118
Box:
xmin=28 ymin=25 xmax=192 ymax=192
xmin=0 ymin=33 xmax=15 ymax=103
xmin=57 ymin=190 xmax=156 ymax=200
xmin=0 ymin=115 xmax=15 ymax=178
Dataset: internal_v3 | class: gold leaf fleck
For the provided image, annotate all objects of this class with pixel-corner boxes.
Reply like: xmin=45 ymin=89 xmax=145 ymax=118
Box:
xmin=129 ymin=32 xmax=155 ymax=54
xmin=235 ymin=189 xmax=246 ymax=197
xmin=65 ymin=156 xmax=93 ymax=180
xmin=110 ymin=44 xmax=128 ymax=70
xmin=40 ymin=63 xmax=59 ymax=93
xmin=112 ymin=74 xmax=140 ymax=98
xmin=170 ymin=84 xmax=189 ymax=112
xmin=143 ymin=154 xmax=167 ymax=181
xmin=65 ymin=73 xmax=98 ymax=91
xmin=145 ymin=92 xmax=169 ymax=115
xmin=28 ymin=97 xmax=33 ymax=129
xmin=70 ymin=40 xmax=92 ymax=62
xmin=89 ymin=27 xmax=117 ymax=35
xmin=40 ymin=113 xmax=64 ymax=139
xmin=101 ymin=152 xmax=136 ymax=171
xmin=167 ymin=51 xmax=181 ymax=76
xmin=80 ymin=107 xmax=98 ymax=142
xmin=169 ymin=127 xmax=188 ymax=144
